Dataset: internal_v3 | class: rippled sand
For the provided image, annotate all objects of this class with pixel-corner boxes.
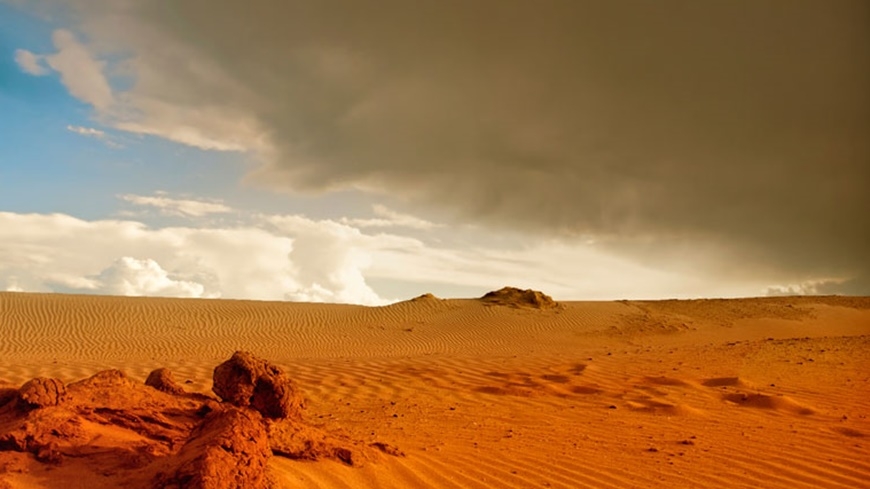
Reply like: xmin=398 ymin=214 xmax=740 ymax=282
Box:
xmin=1 ymin=292 xmax=868 ymax=488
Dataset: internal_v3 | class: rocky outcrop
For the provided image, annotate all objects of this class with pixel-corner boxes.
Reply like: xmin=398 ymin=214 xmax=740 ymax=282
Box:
xmin=0 ymin=353 xmax=400 ymax=488
xmin=480 ymin=287 xmax=558 ymax=309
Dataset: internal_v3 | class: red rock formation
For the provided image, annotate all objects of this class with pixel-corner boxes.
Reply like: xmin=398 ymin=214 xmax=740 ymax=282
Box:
xmin=17 ymin=377 xmax=66 ymax=409
xmin=212 ymin=351 xmax=304 ymax=420
xmin=156 ymin=407 xmax=272 ymax=489
xmin=0 ymin=353 xmax=399 ymax=488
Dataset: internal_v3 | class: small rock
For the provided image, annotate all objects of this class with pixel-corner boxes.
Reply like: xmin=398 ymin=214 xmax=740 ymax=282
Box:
xmin=369 ymin=441 xmax=405 ymax=457
xmin=35 ymin=443 xmax=63 ymax=464
xmin=145 ymin=368 xmax=185 ymax=395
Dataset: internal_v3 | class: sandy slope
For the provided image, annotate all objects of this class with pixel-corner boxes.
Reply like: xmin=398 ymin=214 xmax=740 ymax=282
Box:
xmin=1 ymin=292 xmax=869 ymax=488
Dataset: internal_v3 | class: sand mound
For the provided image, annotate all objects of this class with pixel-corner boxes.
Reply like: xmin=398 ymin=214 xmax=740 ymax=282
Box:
xmin=409 ymin=293 xmax=440 ymax=302
xmin=722 ymin=392 xmax=815 ymax=415
xmin=145 ymin=368 xmax=186 ymax=395
xmin=480 ymin=287 xmax=558 ymax=309
xmin=0 ymin=353 xmax=401 ymax=488
xmin=702 ymin=376 xmax=752 ymax=389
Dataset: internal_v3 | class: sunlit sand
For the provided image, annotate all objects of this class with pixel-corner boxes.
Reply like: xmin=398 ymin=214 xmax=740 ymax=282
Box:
xmin=1 ymin=290 xmax=868 ymax=488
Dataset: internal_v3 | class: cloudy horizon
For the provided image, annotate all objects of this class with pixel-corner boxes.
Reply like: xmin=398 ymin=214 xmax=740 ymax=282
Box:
xmin=1 ymin=0 xmax=867 ymax=304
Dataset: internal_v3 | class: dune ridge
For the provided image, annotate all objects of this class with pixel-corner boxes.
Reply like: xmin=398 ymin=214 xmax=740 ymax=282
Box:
xmin=1 ymin=291 xmax=869 ymax=488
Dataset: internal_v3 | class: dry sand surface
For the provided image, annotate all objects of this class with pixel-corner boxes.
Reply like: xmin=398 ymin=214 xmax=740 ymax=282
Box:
xmin=1 ymin=289 xmax=869 ymax=488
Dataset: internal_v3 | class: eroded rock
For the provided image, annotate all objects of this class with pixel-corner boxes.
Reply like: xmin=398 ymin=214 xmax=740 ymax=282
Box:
xmin=212 ymin=351 xmax=304 ymax=419
xmin=0 ymin=354 xmax=401 ymax=488
xmin=18 ymin=377 xmax=66 ymax=409
xmin=157 ymin=407 xmax=272 ymax=489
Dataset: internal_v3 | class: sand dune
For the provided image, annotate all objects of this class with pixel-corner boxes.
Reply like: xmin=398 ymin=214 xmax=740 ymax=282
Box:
xmin=1 ymin=291 xmax=869 ymax=488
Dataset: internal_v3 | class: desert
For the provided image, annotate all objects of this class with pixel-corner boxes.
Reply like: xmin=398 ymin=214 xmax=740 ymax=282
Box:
xmin=1 ymin=289 xmax=868 ymax=488
xmin=4 ymin=1 xmax=869 ymax=487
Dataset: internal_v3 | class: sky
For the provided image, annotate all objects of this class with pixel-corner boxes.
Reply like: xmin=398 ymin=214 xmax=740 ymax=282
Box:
xmin=0 ymin=0 xmax=867 ymax=304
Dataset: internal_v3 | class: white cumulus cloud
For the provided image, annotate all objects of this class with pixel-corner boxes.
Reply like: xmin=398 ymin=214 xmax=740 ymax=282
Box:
xmin=0 ymin=195 xmax=806 ymax=304
xmin=0 ymin=210 xmax=386 ymax=304
xmin=266 ymin=214 xmax=383 ymax=305
xmin=88 ymin=257 xmax=208 ymax=298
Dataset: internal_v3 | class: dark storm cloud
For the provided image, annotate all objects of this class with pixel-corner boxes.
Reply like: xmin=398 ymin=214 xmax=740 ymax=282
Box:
xmin=71 ymin=1 xmax=870 ymax=289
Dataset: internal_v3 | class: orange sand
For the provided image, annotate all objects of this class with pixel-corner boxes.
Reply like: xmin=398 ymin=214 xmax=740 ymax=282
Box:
xmin=1 ymin=292 xmax=868 ymax=488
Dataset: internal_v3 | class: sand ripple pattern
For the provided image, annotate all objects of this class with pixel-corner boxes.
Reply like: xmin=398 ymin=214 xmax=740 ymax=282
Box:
xmin=1 ymin=292 xmax=869 ymax=488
